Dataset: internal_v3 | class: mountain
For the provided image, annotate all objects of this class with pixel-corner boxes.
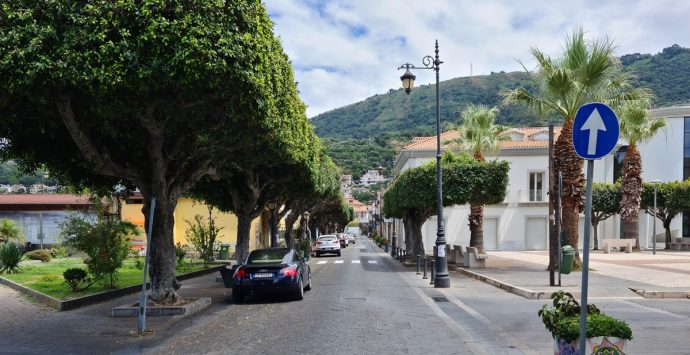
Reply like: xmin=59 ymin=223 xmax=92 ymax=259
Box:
xmin=315 ymin=45 xmax=690 ymax=178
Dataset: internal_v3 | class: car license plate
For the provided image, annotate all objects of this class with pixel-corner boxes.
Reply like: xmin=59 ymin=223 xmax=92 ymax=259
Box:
xmin=254 ymin=273 xmax=273 ymax=278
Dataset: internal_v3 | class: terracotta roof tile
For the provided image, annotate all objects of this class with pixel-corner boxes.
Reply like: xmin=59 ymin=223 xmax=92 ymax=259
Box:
xmin=0 ymin=194 xmax=94 ymax=205
xmin=403 ymin=126 xmax=562 ymax=151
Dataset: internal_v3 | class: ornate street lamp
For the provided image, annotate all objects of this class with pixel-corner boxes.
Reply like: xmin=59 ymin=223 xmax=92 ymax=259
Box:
xmin=303 ymin=211 xmax=310 ymax=241
xmin=397 ymin=40 xmax=450 ymax=288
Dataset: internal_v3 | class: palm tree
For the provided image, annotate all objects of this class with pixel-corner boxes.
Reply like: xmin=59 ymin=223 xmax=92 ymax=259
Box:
xmin=618 ymin=100 xmax=666 ymax=250
xmin=0 ymin=218 xmax=24 ymax=244
xmin=455 ymin=104 xmax=508 ymax=253
xmin=503 ymin=28 xmax=649 ymax=267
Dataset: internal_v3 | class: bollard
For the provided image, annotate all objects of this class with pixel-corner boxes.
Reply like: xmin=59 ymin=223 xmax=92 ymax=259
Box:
xmin=416 ymin=254 xmax=421 ymax=274
xmin=422 ymin=258 xmax=428 ymax=279
xmin=399 ymin=250 xmax=404 ymax=262
xmin=430 ymin=258 xmax=435 ymax=285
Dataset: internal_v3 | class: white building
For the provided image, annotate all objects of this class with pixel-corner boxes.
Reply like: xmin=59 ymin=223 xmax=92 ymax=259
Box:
xmin=391 ymin=106 xmax=689 ymax=253
xmin=358 ymin=169 xmax=386 ymax=186
xmin=341 ymin=174 xmax=353 ymax=197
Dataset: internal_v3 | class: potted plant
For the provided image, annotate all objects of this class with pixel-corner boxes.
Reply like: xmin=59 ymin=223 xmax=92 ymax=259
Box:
xmin=538 ymin=291 xmax=632 ymax=354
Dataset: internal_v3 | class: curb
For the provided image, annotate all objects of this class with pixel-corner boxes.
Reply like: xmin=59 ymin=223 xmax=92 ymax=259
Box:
xmin=0 ymin=265 xmax=224 ymax=311
xmin=629 ymin=288 xmax=690 ymax=299
xmin=451 ymin=266 xmax=553 ymax=300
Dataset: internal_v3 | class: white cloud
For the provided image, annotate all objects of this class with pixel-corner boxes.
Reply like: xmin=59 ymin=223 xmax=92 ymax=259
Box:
xmin=266 ymin=0 xmax=690 ymax=117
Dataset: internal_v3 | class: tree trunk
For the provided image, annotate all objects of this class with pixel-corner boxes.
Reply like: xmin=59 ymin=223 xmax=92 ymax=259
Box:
xmin=664 ymin=218 xmax=672 ymax=250
xmin=592 ymin=219 xmax=599 ymax=250
xmin=235 ymin=214 xmax=253 ymax=264
xmin=620 ymin=144 xmax=642 ymax=251
xmin=553 ymin=120 xmax=585 ymax=267
xmin=283 ymin=210 xmax=300 ymax=249
xmin=468 ymin=204 xmax=484 ymax=253
xmin=143 ymin=197 xmax=182 ymax=305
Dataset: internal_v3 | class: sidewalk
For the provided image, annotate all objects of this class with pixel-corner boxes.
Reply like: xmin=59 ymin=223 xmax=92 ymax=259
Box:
xmin=451 ymin=250 xmax=690 ymax=299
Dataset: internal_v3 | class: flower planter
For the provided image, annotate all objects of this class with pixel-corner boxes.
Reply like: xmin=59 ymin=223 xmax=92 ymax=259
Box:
xmin=554 ymin=336 xmax=628 ymax=355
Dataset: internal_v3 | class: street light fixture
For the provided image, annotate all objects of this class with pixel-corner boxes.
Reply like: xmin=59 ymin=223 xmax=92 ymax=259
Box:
xmin=267 ymin=202 xmax=278 ymax=248
xmin=303 ymin=211 xmax=310 ymax=242
xmin=650 ymin=180 xmax=662 ymax=255
xmin=397 ymin=40 xmax=450 ymax=288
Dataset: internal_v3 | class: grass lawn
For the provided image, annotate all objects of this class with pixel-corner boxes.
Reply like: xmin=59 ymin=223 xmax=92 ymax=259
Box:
xmin=1 ymin=258 xmax=221 ymax=300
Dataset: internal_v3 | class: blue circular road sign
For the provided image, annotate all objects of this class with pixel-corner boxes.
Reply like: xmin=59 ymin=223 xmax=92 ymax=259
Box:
xmin=572 ymin=103 xmax=620 ymax=160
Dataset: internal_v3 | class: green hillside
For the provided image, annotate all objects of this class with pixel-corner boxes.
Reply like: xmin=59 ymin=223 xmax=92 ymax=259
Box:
xmin=315 ymin=45 xmax=690 ymax=178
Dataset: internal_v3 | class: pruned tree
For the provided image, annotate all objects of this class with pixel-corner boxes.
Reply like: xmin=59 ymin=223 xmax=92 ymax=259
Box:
xmin=453 ymin=104 xmax=508 ymax=253
xmin=590 ymin=183 xmax=621 ymax=250
xmin=0 ymin=1 xmax=290 ymax=304
xmin=504 ymin=28 xmax=649 ymax=267
xmin=618 ymin=100 xmax=666 ymax=250
xmin=384 ymin=152 xmax=509 ymax=258
xmin=640 ymin=181 xmax=690 ymax=249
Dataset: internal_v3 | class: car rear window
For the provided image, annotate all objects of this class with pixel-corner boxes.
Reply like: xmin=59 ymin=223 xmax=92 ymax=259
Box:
xmin=247 ymin=249 xmax=291 ymax=265
xmin=319 ymin=237 xmax=336 ymax=241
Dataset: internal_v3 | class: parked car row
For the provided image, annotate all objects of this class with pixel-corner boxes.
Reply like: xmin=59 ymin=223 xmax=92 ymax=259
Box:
xmin=224 ymin=233 xmax=358 ymax=303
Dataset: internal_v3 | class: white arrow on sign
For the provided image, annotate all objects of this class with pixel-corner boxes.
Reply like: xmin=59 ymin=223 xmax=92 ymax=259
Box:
xmin=581 ymin=108 xmax=607 ymax=155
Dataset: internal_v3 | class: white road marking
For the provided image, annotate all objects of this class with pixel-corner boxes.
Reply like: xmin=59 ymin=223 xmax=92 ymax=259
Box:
xmin=317 ymin=261 xmax=328 ymax=265
xmin=368 ymin=260 xmax=378 ymax=264
xmin=351 ymin=260 xmax=361 ymax=264
xmin=334 ymin=260 xmax=344 ymax=264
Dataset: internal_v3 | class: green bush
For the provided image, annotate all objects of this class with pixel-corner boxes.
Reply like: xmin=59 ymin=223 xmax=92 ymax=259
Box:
xmin=25 ymin=249 xmax=52 ymax=263
xmin=60 ymin=210 xmax=139 ymax=288
xmin=538 ymin=291 xmax=600 ymax=338
xmin=0 ymin=242 xmax=24 ymax=274
xmin=63 ymin=267 xmax=93 ymax=292
xmin=50 ymin=246 xmax=69 ymax=259
xmin=175 ymin=242 xmax=186 ymax=266
xmin=555 ymin=314 xmax=633 ymax=342
xmin=185 ymin=214 xmax=221 ymax=266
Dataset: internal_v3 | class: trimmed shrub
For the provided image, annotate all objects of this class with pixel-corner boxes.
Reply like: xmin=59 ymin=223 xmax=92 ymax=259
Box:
xmin=63 ymin=268 xmax=93 ymax=292
xmin=0 ymin=242 xmax=24 ymax=274
xmin=175 ymin=242 xmax=186 ymax=266
xmin=555 ymin=314 xmax=633 ymax=342
xmin=25 ymin=249 xmax=52 ymax=263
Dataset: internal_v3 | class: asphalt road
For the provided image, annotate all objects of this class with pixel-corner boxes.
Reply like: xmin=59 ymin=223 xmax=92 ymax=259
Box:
xmin=145 ymin=236 xmax=690 ymax=355
xmin=2 ymin=235 xmax=687 ymax=354
xmin=148 ymin=237 xmax=484 ymax=354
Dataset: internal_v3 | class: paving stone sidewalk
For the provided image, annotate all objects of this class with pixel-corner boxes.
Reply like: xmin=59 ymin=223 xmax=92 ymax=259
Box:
xmin=453 ymin=250 xmax=690 ymax=299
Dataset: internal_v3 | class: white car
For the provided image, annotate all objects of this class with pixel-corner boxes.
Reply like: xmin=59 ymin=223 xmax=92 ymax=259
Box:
xmin=347 ymin=234 xmax=356 ymax=244
xmin=315 ymin=235 xmax=341 ymax=257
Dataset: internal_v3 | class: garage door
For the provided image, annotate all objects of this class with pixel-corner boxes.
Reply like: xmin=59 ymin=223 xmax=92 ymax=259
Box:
xmin=484 ymin=218 xmax=498 ymax=250
xmin=525 ymin=217 xmax=548 ymax=250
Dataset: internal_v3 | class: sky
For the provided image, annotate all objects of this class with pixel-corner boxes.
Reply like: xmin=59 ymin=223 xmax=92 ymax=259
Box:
xmin=265 ymin=0 xmax=690 ymax=118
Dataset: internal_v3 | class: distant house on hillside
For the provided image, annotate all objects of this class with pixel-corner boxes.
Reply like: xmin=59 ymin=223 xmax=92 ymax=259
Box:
xmin=341 ymin=174 xmax=353 ymax=197
xmin=358 ymin=169 xmax=385 ymax=186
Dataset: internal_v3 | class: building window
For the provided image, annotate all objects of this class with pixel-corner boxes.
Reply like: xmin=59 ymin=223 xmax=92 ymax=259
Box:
xmin=529 ymin=172 xmax=545 ymax=202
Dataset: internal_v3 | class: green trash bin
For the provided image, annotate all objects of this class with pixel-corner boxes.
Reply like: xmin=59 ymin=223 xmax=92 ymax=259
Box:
xmin=560 ymin=245 xmax=575 ymax=274
xmin=219 ymin=244 xmax=230 ymax=260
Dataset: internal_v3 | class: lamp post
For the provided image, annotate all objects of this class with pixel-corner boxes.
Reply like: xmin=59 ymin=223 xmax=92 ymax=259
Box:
xmin=650 ymin=180 xmax=662 ymax=255
xmin=268 ymin=202 xmax=278 ymax=248
xmin=397 ymin=40 xmax=449 ymax=288
xmin=303 ymin=211 xmax=310 ymax=242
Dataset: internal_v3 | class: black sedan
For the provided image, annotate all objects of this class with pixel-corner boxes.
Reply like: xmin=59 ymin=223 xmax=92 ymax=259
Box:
xmin=231 ymin=248 xmax=311 ymax=302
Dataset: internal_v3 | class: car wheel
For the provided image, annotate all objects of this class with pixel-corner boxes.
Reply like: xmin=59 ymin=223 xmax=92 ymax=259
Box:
xmin=304 ymin=272 xmax=312 ymax=291
xmin=232 ymin=287 xmax=243 ymax=303
xmin=316 ymin=252 xmax=320 ymax=257
xmin=337 ymin=250 xmax=341 ymax=257
xmin=294 ymin=278 xmax=304 ymax=300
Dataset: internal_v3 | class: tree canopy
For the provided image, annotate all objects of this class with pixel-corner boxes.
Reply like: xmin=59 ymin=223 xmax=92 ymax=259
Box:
xmin=0 ymin=0 xmax=302 ymax=304
xmin=384 ymin=152 xmax=509 ymax=218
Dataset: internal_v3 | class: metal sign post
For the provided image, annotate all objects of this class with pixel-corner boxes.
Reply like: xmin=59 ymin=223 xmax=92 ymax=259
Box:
xmin=557 ymin=172 xmax=563 ymax=287
xmin=572 ymin=103 xmax=619 ymax=354
xmin=138 ymin=198 xmax=156 ymax=335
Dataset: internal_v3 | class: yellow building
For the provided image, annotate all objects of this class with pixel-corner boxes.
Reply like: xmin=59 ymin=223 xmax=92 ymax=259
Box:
xmin=120 ymin=195 xmax=269 ymax=257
